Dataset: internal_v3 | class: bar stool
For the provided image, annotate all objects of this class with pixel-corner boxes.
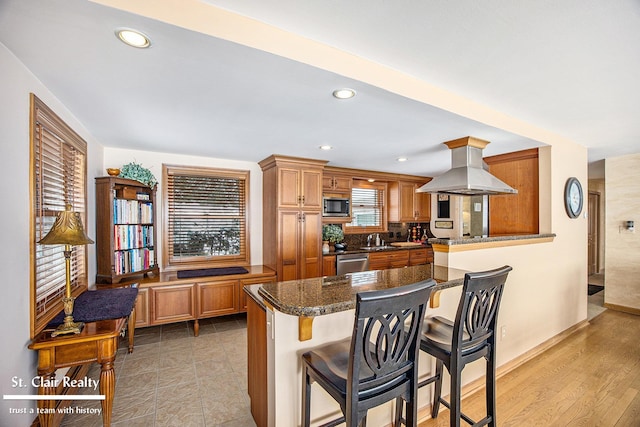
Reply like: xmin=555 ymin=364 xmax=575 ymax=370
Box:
xmin=301 ymin=279 xmax=436 ymax=427
xmin=396 ymin=265 xmax=512 ymax=427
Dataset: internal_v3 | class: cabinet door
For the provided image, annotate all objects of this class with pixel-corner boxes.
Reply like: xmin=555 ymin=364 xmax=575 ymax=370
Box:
xmin=333 ymin=176 xmax=352 ymax=192
xmin=279 ymin=210 xmax=300 ymax=281
xmin=409 ymin=249 xmax=428 ymax=266
xmin=322 ymin=175 xmax=334 ymax=191
xmin=134 ymin=288 xmax=150 ymax=327
xmin=151 ymin=284 xmax=196 ymax=324
xmin=278 ymin=168 xmax=300 ymax=208
xmin=198 ymin=280 xmax=238 ymax=318
xmin=414 ymin=188 xmax=431 ymax=221
xmin=322 ymin=255 xmax=337 ymax=277
xmin=399 ymin=182 xmax=418 ymax=221
xmin=368 ymin=252 xmax=389 ymax=271
xmin=388 ymin=250 xmax=410 ymax=268
xmin=300 ymin=211 xmax=322 ymax=279
xmin=301 ymin=169 xmax=323 ymax=209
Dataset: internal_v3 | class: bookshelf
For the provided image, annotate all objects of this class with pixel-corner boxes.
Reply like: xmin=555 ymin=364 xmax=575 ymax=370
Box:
xmin=96 ymin=176 xmax=159 ymax=284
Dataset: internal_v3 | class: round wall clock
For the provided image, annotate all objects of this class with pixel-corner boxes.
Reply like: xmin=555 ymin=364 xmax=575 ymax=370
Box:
xmin=564 ymin=177 xmax=583 ymax=218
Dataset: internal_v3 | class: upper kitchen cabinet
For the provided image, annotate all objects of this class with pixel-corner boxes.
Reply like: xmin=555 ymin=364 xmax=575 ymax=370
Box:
xmin=259 ymin=155 xmax=328 ymax=281
xmin=273 ymin=164 xmax=323 ymax=209
xmin=484 ymin=148 xmax=539 ymax=235
xmin=322 ymin=171 xmax=352 ymax=193
xmin=388 ymin=180 xmax=431 ymax=222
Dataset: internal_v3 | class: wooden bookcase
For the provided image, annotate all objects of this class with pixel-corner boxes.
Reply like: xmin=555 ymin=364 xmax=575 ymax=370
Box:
xmin=95 ymin=176 xmax=159 ymax=284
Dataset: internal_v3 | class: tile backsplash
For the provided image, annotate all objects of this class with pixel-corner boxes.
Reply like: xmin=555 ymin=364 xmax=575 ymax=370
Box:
xmin=337 ymin=222 xmax=433 ymax=249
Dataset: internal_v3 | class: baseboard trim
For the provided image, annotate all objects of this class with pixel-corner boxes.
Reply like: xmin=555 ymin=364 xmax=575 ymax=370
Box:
xmin=604 ymin=303 xmax=640 ymax=316
xmin=415 ymin=319 xmax=590 ymax=423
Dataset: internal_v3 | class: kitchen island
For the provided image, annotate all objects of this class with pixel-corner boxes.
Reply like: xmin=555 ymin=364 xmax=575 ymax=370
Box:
xmin=244 ymin=264 xmax=468 ymax=427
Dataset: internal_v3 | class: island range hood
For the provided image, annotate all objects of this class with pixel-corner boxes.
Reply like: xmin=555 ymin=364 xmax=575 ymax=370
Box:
xmin=417 ymin=136 xmax=518 ymax=196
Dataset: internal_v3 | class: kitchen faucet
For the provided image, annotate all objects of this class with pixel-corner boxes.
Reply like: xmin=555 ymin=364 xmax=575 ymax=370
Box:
xmin=367 ymin=234 xmax=374 ymax=247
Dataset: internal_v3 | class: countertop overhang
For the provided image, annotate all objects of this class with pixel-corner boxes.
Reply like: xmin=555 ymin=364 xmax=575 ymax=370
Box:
xmin=429 ymin=233 xmax=556 ymax=252
xmin=254 ymin=264 xmax=465 ymax=317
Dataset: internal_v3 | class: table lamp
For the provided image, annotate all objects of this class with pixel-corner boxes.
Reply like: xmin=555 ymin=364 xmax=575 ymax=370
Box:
xmin=38 ymin=205 xmax=94 ymax=337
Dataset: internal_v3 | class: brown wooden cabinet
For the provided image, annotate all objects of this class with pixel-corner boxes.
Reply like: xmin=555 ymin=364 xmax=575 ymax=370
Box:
xmin=388 ymin=180 xmax=431 ymax=222
xmin=485 ymin=148 xmax=539 ymax=235
xmin=150 ymin=283 xmax=196 ymax=324
xmin=95 ymin=177 xmax=159 ymax=284
xmin=322 ymin=255 xmax=337 ymax=276
xmin=134 ymin=288 xmax=149 ymax=327
xmin=240 ymin=276 xmax=277 ymax=311
xmin=131 ymin=267 xmax=276 ymax=332
xmin=198 ymin=280 xmax=238 ymax=318
xmin=322 ymin=174 xmax=352 ymax=193
xmin=409 ymin=248 xmax=428 ymax=266
xmin=260 ymin=155 xmax=327 ymax=281
xmin=369 ymin=250 xmax=410 ymax=270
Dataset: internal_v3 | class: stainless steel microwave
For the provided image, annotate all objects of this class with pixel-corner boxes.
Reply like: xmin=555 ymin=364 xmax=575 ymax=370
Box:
xmin=323 ymin=197 xmax=350 ymax=217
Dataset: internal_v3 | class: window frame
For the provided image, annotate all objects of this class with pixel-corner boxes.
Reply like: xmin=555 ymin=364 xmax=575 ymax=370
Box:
xmin=29 ymin=94 xmax=89 ymax=338
xmin=162 ymin=164 xmax=250 ymax=270
xmin=345 ymin=180 xmax=387 ymax=234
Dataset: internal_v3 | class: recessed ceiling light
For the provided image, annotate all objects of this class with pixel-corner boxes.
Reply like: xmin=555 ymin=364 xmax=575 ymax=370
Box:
xmin=332 ymin=88 xmax=356 ymax=99
xmin=397 ymin=157 xmax=408 ymax=162
xmin=319 ymin=145 xmax=333 ymax=151
xmin=115 ymin=28 xmax=151 ymax=48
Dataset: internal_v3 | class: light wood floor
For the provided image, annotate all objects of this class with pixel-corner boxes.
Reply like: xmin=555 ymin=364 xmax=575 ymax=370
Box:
xmin=418 ymin=309 xmax=640 ymax=426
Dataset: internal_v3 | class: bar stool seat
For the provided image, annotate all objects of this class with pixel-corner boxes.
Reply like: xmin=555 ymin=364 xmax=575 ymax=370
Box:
xmin=302 ymin=279 xmax=436 ymax=427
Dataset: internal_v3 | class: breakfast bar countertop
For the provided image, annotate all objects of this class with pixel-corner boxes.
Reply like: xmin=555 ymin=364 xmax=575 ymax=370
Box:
xmin=253 ymin=264 xmax=466 ymax=317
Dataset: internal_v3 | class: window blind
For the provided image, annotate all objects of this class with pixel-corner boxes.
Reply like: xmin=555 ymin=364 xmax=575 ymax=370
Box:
xmin=31 ymin=94 xmax=88 ymax=337
xmin=164 ymin=166 xmax=249 ymax=268
xmin=347 ymin=181 xmax=385 ymax=233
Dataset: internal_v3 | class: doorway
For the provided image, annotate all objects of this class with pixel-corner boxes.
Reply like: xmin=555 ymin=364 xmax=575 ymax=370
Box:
xmin=588 ymin=192 xmax=600 ymax=275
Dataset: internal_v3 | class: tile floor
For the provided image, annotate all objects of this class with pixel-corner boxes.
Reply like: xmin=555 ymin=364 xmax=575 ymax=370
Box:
xmin=60 ymin=314 xmax=256 ymax=427
xmin=57 ymin=275 xmax=607 ymax=426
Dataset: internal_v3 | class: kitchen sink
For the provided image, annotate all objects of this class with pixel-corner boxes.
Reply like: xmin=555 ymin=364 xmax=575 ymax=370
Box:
xmin=359 ymin=246 xmax=393 ymax=251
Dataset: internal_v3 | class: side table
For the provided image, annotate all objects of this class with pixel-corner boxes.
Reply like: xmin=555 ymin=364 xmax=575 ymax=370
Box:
xmin=29 ymin=318 xmax=125 ymax=427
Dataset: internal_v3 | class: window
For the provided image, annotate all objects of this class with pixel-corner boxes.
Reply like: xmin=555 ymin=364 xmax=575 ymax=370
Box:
xmin=30 ymin=94 xmax=88 ymax=337
xmin=345 ymin=180 xmax=386 ymax=233
xmin=163 ymin=165 xmax=249 ymax=269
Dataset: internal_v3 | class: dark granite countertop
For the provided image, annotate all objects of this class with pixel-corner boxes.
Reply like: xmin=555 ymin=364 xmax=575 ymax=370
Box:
xmin=323 ymin=243 xmax=431 ymax=257
xmin=251 ymin=264 xmax=465 ymax=317
xmin=428 ymin=233 xmax=556 ymax=245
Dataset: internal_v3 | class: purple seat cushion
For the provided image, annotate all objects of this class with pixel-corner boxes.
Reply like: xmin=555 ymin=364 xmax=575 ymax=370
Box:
xmin=48 ymin=287 xmax=138 ymax=326
xmin=177 ymin=266 xmax=248 ymax=279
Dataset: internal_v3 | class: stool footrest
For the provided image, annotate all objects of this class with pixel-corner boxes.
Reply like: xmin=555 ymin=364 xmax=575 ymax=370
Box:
xmin=437 ymin=397 xmax=492 ymax=426
xmin=318 ymin=416 xmax=346 ymax=427
xmin=417 ymin=374 xmax=439 ymax=389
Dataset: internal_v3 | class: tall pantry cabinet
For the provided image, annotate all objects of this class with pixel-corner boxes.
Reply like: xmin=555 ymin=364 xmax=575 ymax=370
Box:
xmin=259 ymin=155 xmax=327 ymax=281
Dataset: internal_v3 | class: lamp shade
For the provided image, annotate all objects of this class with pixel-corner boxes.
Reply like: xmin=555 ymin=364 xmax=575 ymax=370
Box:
xmin=38 ymin=205 xmax=94 ymax=246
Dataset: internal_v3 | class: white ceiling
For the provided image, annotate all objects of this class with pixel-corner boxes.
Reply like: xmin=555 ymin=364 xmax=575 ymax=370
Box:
xmin=1 ymin=0 xmax=639 ymax=178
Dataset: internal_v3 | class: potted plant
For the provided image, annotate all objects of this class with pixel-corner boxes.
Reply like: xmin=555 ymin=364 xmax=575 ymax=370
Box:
xmin=322 ymin=224 xmax=345 ymax=252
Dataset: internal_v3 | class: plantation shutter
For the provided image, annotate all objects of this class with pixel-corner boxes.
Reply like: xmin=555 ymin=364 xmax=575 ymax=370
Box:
xmin=164 ymin=166 xmax=249 ymax=268
xmin=31 ymin=94 xmax=88 ymax=337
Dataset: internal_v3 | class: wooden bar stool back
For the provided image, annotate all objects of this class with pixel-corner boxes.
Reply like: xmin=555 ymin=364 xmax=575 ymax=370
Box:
xmin=302 ymin=279 xmax=436 ymax=427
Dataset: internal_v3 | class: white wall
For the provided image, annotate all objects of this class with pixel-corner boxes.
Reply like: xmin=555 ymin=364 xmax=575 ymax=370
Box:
xmin=0 ymin=42 xmax=104 ymax=424
xmin=443 ymin=139 xmax=588 ymax=384
xmin=103 ymin=148 xmax=264 ymax=268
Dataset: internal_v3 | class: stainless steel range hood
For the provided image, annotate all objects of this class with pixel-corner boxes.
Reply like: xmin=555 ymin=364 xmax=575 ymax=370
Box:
xmin=417 ymin=136 xmax=518 ymax=195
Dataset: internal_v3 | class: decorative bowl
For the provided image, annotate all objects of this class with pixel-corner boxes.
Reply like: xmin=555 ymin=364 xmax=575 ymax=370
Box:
xmin=106 ymin=168 xmax=121 ymax=176
xmin=334 ymin=242 xmax=347 ymax=250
